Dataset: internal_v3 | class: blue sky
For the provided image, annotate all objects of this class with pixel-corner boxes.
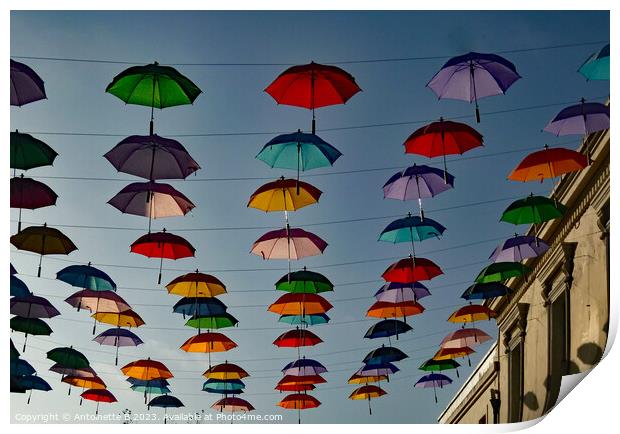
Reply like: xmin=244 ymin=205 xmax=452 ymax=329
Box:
xmin=10 ymin=10 xmax=609 ymax=424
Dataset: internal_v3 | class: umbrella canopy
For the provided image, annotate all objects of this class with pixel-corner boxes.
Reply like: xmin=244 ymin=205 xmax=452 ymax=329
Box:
xmin=180 ymin=332 xmax=237 ymax=353
xmin=92 ymin=310 xmax=145 ymax=328
xmin=10 ymin=176 xmax=58 ymax=230
xmin=148 ymin=395 xmax=184 ymax=408
xmin=211 ymin=397 xmax=255 ymax=413
xmin=448 ymin=305 xmax=498 ymax=323
xmin=257 ymin=131 xmax=342 ymax=171
xmin=414 ymin=373 xmax=453 ymax=403
xmin=367 ymin=301 xmax=425 ymax=319
xmin=433 ymin=346 xmax=475 ymax=361
xmin=10 ymin=131 xmax=57 ymax=171
xmin=282 ymin=358 xmax=327 ymax=376
xmin=248 ymin=178 xmax=322 ymax=212
xmin=49 ymin=364 xmax=97 ymax=378
xmin=11 ymin=358 xmax=36 ymax=376
xmin=501 ymin=194 xmax=567 ymax=225
xmin=508 ymin=146 xmax=588 ymax=182
xmin=62 ymin=375 xmax=106 ymax=390
xmin=166 ymin=271 xmax=227 ymax=298
xmin=80 ymin=389 xmax=117 ymax=414
xmin=10 ymin=317 xmax=52 ymax=351
xmin=461 ymin=282 xmax=511 ymax=300
xmin=10 ymin=60 xmax=46 ymax=106
xmin=364 ymin=319 xmax=413 ymax=340
xmin=379 ymin=214 xmax=445 ymax=245
xmin=544 ymin=100 xmax=610 ymax=136
xmin=268 ymin=293 xmax=333 ymax=316
xmin=127 ymin=378 xmax=169 ymax=388
xmin=121 ymin=359 xmax=173 ymax=380
xmin=16 ymin=375 xmax=52 ymax=392
xmin=47 ymin=347 xmax=90 ymax=369
xmin=251 ymin=227 xmax=328 ymax=260
xmin=130 ymin=230 xmax=195 ymax=284
xmin=104 ymin=134 xmax=200 ymax=180
xmin=427 ymin=52 xmax=521 ymax=122
xmin=65 ymin=289 xmax=131 ymax=313
xmin=275 ymin=383 xmax=316 ymax=392
xmin=203 ymin=378 xmax=245 ymax=394
xmin=375 ymin=282 xmax=431 ymax=302
xmin=10 ymin=263 xmax=18 ymax=275
xmin=579 ymin=44 xmax=610 ymax=80
xmin=10 ymin=275 xmax=30 ymax=297
xmin=356 ymin=362 xmax=399 ymax=377
xmin=382 ymin=256 xmax=443 ymax=283
xmin=347 ymin=373 xmax=388 ymax=385
xmin=203 ymin=363 xmax=249 ymax=380
xmin=10 ymin=294 xmax=60 ymax=319
xmin=419 ymin=358 xmax=461 ymax=373
xmin=363 ymin=346 xmax=408 ymax=365
xmin=273 ymin=329 xmax=323 ymax=348
xmin=94 ymin=328 xmax=144 ymax=347
xmin=349 ymin=385 xmax=387 ymax=400
xmin=440 ymin=328 xmax=492 ymax=349
xmin=489 ymin=235 xmax=549 ymax=263
xmin=10 ymin=339 xmax=20 ymax=360
xmin=185 ymin=313 xmax=238 ymax=330
xmin=108 ymin=181 xmax=195 ymax=220
xmin=10 ymin=224 xmax=78 ymax=277
xmin=131 ymin=383 xmax=171 ymax=395
xmin=277 ymin=393 xmax=321 ymax=410
xmin=475 ymin=262 xmax=530 ymax=283
xmin=275 ymin=267 xmax=333 ymax=293
xmin=279 ymin=313 xmax=330 ymax=326
xmin=173 ymin=297 xmax=227 ymax=317
xmin=56 ymin=264 xmax=117 ymax=291
xmin=278 ymin=375 xmax=326 ymax=387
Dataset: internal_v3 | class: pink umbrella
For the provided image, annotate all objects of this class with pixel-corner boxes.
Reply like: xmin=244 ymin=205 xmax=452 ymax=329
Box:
xmin=440 ymin=327 xmax=491 ymax=349
xmin=65 ymin=289 xmax=132 ymax=314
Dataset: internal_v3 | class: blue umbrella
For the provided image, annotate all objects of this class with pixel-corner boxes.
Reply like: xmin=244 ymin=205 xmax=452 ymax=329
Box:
xmin=278 ymin=313 xmax=330 ymax=326
xmin=357 ymin=362 xmax=400 ymax=379
xmin=56 ymin=263 xmax=117 ymax=291
xmin=460 ymin=282 xmax=511 ymax=300
xmin=364 ymin=319 xmax=413 ymax=340
xmin=11 ymin=358 xmax=36 ymax=376
xmin=173 ymin=297 xmax=227 ymax=318
xmin=379 ymin=213 xmax=446 ymax=259
xmin=543 ymin=99 xmax=610 ymax=136
xmin=17 ymin=375 xmax=52 ymax=404
xmin=203 ymin=378 xmax=245 ymax=394
xmin=374 ymin=282 xmax=431 ymax=302
xmin=363 ymin=345 xmax=408 ymax=365
xmin=148 ymin=394 xmax=184 ymax=423
xmin=414 ymin=373 xmax=453 ymax=403
xmin=10 ymin=275 xmax=30 ymax=297
xmin=579 ymin=44 xmax=610 ymax=81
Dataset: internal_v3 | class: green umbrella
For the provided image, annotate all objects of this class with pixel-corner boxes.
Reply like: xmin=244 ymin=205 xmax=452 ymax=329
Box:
xmin=185 ymin=313 xmax=238 ymax=330
xmin=275 ymin=267 xmax=334 ymax=294
xmin=419 ymin=358 xmax=461 ymax=377
xmin=475 ymin=262 xmax=530 ymax=284
xmin=46 ymin=346 xmax=90 ymax=369
xmin=105 ymin=62 xmax=202 ymax=134
xmin=10 ymin=131 xmax=58 ymax=171
xmin=10 ymin=316 xmax=53 ymax=352
xmin=500 ymin=194 xmax=566 ymax=225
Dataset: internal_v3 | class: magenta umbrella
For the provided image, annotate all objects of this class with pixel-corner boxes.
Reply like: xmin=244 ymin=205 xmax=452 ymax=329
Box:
xmin=104 ymin=134 xmax=200 ymax=181
xmin=10 ymin=175 xmax=58 ymax=232
xmin=440 ymin=327 xmax=491 ymax=349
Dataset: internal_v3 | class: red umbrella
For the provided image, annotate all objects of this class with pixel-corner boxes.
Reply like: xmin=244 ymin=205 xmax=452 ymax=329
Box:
xmin=265 ymin=61 xmax=362 ymax=133
xmin=273 ymin=329 xmax=323 ymax=348
xmin=130 ymin=229 xmax=195 ymax=284
xmin=275 ymin=383 xmax=316 ymax=392
xmin=382 ymin=256 xmax=443 ymax=283
xmin=404 ymin=118 xmax=483 ymax=182
xmin=278 ymin=374 xmax=326 ymax=386
xmin=10 ymin=175 xmax=58 ymax=232
xmin=80 ymin=389 xmax=117 ymax=414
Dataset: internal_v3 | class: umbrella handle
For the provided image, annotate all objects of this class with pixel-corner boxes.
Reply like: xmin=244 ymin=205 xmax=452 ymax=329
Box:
xmin=23 ymin=334 xmax=28 ymax=352
xmin=27 ymin=389 xmax=32 ymax=405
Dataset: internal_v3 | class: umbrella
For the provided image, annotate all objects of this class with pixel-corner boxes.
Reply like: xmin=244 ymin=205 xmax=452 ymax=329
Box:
xmin=383 ymin=164 xmax=454 ymax=218
xmin=356 ymin=362 xmax=399 ymax=378
xmin=127 ymin=377 xmax=170 ymax=390
xmin=489 ymin=235 xmax=549 ymax=263
xmin=374 ymin=281 xmax=431 ymax=304
xmin=257 ymin=131 xmax=342 ymax=188
xmin=367 ymin=301 xmax=425 ymax=320
xmin=282 ymin=358 xmax=327 ymax=376
xmin=10 ymin=59 xmax=46 ymax=106
xmin=379 ymin=214 xmax=445 ymax=262
xmin=427 ymin=52 xmax=521 ymax=123
xmin=130 ymin=382 xmax=171 ymax=395
xmin=364 ymin=319 xmax=413 ymax=340
xmin=414 ymin=373 xmax=453 ymax=403
xmin=94 ymin=328 xmax=144 ymax=366
xmin=461 ymin=282 xmax=511 ymax=300
xmin=347 ymin=373 xmax=388 ymax=385
xmin=278 ymin=375 xmax=326 ymax=387
xmin=92 ymin=310 xmax=145 ymax=331
xmin=273 ymin=329 xmax=323 ymax=348
xmin=363 ymin=345 xmax=408 ymax=365
xmin=349 ymin=385 xmax=386 ymax=415
xmin=248 ymin=177 xmax=321 ymax=212
xmin=65 ymin=289 xmax=131 ymax=315
xmin=108 ymin=181 xmax=195 ymax=231
xmin=508 ymin=145 xmax=588 ymax=183
xmin=11 ymin=263 xmax=18 ymax=275
xmin=80 ymin=389 xmax=117 ymax=415
xmin=433 ymin=347 xmax=475 ymax=364
xmin=440 ymin=327 xmax=491 ymax=349
xmin=10 ymin=175 xmax=58 ymax=232
xmin=121 ymin=358 xmax=174 ymax=381
xmin=268 ymin=293 xmax=333 ymax=316
xmin=543 ymin=100 xmax=610 ymax=136
xmin=203 ymin=378 xmax=246 ymax=394
xmin=404 ymin=118 xmax=483 ymax=181
xmin=419 ymin=358 xmax=461 ymax=378
xmin=203 ymin=362 xmax=249 ymax=380
xmin=275 ymin=267 xmax=333 ymax=293
xmin=148 ymin=395 xmax=184 ymax=423
xmin=47 ymin=347 xmax=90 ymax=369
xmin=17 ymin=375 xmax=52 ymax=404
xmin=185 ymin=313 xmax=238 ymax=330
xmin=166 ymin=271 xmax=227 ymax=298
xmin=173 ymin=297 xmax=227 ymax=318
xmin=10 ymin=339 xmax=20 ymax=360
xmin=62 ymin=376 xmax=106 ymax=394
xmin=448 ymin=305 xmax=497 ymax=323
xmin=211 ymin=397 xmax=254 ymax=413
xmin=501 ymin=193 xmax=567 ymax=236
xmin=11 ymin=358 xmax=36 ymax=376
xmin=279 ymin=313 xmax=330 ymax=326
xmin=579 ymin=44 xmax=610 ymax=80
xmin=10 ymin=275 xmax=30 ymax=297
xmin=56 ymin=263 xmax=117 ymax=291
xmin=382 ymin=256 xmax=443 ymax=283
xmin=130 ymin=229 xmax=195 ymax=284
xmin=10 ymin=294 xmax=60 ymax=319
xmin=475 ymin=262 xmax=530 ymax=283
xmin=104 ymin=134 xmax=200 ymax=180
xmin=275 ymin=383 xmax=316 ymax=392
xmin=10 ymin=316 xmax=52 ymax=351
xmin=49 ymin=364 xmax=97 ymax=378
xmin=180 ymin=332 xmax=237 ymax=366
xmin=265 ymin=61 xmax=361 ymax=133
xmin=10 ymin=223 xmax=77 ymax=277
xmin=106 ymin=62 xmax=202 ymax=134
xmin=277 ymin=393 xmax=321 ymax=423
xmin=10 ymin=131 xmax=58 ymax=171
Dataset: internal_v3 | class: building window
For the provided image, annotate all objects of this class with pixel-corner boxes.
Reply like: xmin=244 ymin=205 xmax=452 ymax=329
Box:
xmin=508 ymin=339 xmax=523 ymax=422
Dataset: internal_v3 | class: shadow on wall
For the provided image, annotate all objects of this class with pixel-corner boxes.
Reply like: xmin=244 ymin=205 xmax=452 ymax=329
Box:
xmin=523 ymin=392 xmax=539 ymax=411
xmin=577 ymin=342 xmax=603 ymax=366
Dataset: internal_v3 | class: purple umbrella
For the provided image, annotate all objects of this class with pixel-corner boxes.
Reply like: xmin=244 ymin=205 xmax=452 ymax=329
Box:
xmin=10 ymin=60 xmax=46 ymax=107
xmin=543 ymin=99 xmax=610 ymax=136
xmin=383 ymin=164 xmax=454 ymax=218
xmin=10 ymin=294 xmax=60 ymax=319
xmin=49 ymin=363 xmax=97 ymax=378
xmin=356 ymin=362 xmax=399 ymax=379
xmin=104 ymin=134 xmax=200 ymax=180
xmin=282 ymin=358 xmax=328 ymax=376
xmin=414 ymin=373 xmax=453 ymax=403
xmin=374 ymin=282 xmax=431 ymax=303
xmin=427 ymin=52 xmax=521 ymax=123
xmin=108 ymin=181 xmax=195 ymax=232
xmin=489 ymin=235 xmax=549 ymax=263
xmin=94 ymin=328 xmax=144 ymax=366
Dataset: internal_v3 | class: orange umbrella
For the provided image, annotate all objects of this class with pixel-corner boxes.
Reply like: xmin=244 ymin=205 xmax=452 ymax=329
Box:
xmin=203 ymin=362 xmax=248 ymax=380
xmin=277 ymin=392 xmax=321 ymax=423
xmin=348 ymin=373 xmax=388 ymax=385
xmin=348 ymin=385 xmax=387 ymax=415
xmin=91 ymin=309 xmax=145 ymax=336
xmin=166 ymin=271 xmax=226 ymax=297
xmin=433 ymin=346 xmax=475 ymax=366
xmin=121 ymin=358 xmax=173 ymax=380
xmin=508 ymin=145 xmax=588 ymax=182
xmin=448 ymin=304 xmax=497 ymax=323
xmin=268 ymin=293 xmax=333 ymax=315
xmin=366 ymin=301 xmax=425 ymax=319
xmin=180 ymin=332 xmax=237 ymax=353
xmin=62 ymin=375 xmax=106 ymax=390
xmin=277 ymin=374 xmax=326 ymax=386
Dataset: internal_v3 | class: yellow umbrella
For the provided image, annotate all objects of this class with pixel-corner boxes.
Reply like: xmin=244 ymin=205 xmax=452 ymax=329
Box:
xmin=348 ymin=385 xmax=387 ymax=415
xmin=433 ymin=346 xmax=475 ymax=366
xmin=91 ymin=310 xmax=145 ymax=329
xmin=62 ymin=375 xmax=106 ymax=390
xmin=447 ymin=304 xmax=497 ymax=323
xmin=203 ymin=362 xmax=249 ymax=380
xmin=347 ymin=373 xmax=387 ymax=385
xmin=247 ymin=177 xmax=321 ymax=212
xmin=166 ymin=270 xmax=226 ymax=297
xmin=121 ymin=358 xmax=173 ymax=380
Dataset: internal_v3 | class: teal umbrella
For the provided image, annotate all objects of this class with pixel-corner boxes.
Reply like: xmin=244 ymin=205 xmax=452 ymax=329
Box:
xmin=279 ymin=313 xmax=330 ymax=325
xmin=11 ymin=358 xmax=36 ymax=376
xmin=379 ymin=213 xmax=446 ymax=263
xmin=203 ymin=378 xmax=245 ymax=394
xmin=56 ymin=263 xmax=117 ymax=291
xmin=579 ymin=44 xmax=610 ymax=81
